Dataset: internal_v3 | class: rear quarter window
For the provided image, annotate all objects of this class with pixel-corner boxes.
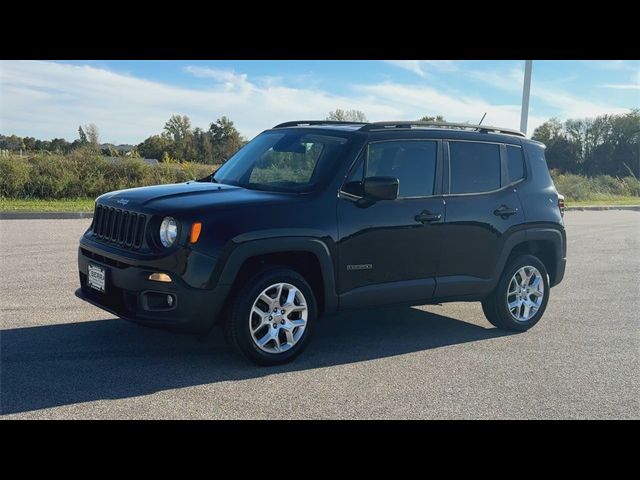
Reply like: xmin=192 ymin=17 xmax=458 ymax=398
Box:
xmin=506 ymin=145 xmax=525 ymax=183
xmin=524 ymin=142 xmax=554 ymax=187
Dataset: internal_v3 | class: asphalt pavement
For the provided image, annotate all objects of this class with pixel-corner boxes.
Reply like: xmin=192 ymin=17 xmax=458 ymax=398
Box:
xmin=1 ymin=211 xmax=638 ymax=419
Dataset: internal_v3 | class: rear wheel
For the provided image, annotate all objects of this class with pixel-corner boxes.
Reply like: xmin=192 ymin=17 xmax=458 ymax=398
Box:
xmin=482 ymin=254 xmax=549 ymax=332
xmin=225 ymin=267 xmax=317 ymax=366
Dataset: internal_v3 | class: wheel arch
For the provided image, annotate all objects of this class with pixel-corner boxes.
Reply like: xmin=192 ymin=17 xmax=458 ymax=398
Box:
xmin=215 ymin=235 xmax=338 ymax=316
xmin=495 ymin=227 xmax=565 ymax=288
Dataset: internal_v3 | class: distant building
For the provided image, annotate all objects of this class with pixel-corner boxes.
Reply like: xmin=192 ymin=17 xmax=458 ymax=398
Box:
xmin=100 ymin=144 xmax=136 ymax=155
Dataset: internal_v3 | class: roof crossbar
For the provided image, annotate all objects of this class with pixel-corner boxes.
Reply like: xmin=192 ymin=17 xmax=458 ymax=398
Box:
xmin=273 ymin=120 xmax=367 ymax=128
xmin=359 ymin=121 xmax=526 ymax=137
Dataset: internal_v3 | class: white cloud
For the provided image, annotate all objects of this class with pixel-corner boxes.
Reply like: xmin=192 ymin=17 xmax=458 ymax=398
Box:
xmin=584 ymin=60 xmax=637 ymax=72
xmin=0 ymin=61 xmax=397 ymax=142
xmin=0 ymin=60 xmax=514 ymax=143
xmin=602 ymin=84 xmax=640 ymax=90
xmin=603 ymin=71 xmax=640 ymax=91
xmin=183 ymin=66 xmax=253 ymax=93
xmin=384 ymin=60 xmax=457 ymax=78
xmin=2 ymin=60 xmax=631 ymax=145
xmin=468 ymin=64 xmax=631 ymax=120
xmin=353 ymin=81 xmax=546 ymax=132
xmin=468 ymin=67 xmax=523 ymax=93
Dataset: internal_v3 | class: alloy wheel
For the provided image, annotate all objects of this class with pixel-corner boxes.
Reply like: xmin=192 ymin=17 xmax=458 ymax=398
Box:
xmin=249 ymin=282 xmax=308 ymax=353
xmin=506 ymin=266 xmax=545 ymax=322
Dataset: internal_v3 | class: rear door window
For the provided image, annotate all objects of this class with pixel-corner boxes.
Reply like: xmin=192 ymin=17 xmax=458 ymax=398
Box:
xmin=449 ymin=141 xmax=501 ymax=194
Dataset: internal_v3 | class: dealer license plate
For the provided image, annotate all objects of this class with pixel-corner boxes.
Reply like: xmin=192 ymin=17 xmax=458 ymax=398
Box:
xmin=87 ymin=264 xmax=106 ymax=292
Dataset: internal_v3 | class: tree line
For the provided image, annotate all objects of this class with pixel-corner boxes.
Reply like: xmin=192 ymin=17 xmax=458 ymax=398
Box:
xmin=0 ymin=115 xmax=245 ymax=165
xmin=1 ymin=123 xmax=102 ymax=154
xmin=531 ymin=110 xmax=639 ymax=177
xmin=1 ymin=110 xmax=638 ymax=176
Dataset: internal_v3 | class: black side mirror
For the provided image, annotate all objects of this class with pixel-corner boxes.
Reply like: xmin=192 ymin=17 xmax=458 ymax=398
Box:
xmin=363 ymin=176 xmax=399 ymax=201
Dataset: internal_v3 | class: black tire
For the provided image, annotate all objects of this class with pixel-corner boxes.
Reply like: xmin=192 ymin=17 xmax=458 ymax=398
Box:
xmin=482 ymin=254 xmax=550 ymax=332
xmin=225 ymin=267 xmax=317 ymax=366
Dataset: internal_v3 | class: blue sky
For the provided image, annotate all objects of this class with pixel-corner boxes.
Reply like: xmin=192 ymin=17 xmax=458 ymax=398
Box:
xmin=1 ymin=60 xmax=638 ymax=144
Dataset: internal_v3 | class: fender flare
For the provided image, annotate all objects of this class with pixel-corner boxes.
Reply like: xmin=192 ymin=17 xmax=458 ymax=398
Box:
xmin=214 ymin=234 xmax=338 ymax=313
xmin=492 ymin=226 xmax=565 ymax=289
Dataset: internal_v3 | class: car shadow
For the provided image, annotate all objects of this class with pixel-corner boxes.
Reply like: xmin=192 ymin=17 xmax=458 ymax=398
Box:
xmin=1 ymin=306 xmax=512 ymax=415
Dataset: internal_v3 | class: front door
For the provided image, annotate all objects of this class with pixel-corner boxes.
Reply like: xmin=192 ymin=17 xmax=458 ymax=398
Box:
xmin=337 ymin=139 xmax=444 ymax=306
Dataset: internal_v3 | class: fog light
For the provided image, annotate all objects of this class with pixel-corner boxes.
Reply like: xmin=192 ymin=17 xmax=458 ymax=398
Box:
xmin=149 ymin=272 xmax=172 ymax=283
xmin=167 ymin=295 xmax=174 ymax=307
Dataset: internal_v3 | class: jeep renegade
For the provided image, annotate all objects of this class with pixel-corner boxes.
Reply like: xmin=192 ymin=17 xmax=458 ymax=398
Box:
xmin=76 ymin=120 xmax=567 ymax=365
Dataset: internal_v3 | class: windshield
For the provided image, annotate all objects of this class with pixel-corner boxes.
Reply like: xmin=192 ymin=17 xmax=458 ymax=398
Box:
xmin=213 ymin=130 xmax=351 ymax=192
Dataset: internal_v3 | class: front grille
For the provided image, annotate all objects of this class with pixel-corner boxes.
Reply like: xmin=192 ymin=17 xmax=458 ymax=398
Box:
xmin=92 ymin=204 xmax=146 ymax=249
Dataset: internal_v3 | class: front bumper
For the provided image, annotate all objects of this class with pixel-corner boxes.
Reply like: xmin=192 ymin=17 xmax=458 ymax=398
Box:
xmin=77 ymin=246 xmax=230 ymax=334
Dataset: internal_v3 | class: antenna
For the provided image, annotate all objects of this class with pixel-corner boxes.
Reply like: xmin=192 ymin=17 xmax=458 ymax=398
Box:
xmin=478 ymin=112 xmax=487 ymax=126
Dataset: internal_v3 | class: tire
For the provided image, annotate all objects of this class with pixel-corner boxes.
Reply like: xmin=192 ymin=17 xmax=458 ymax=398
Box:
xmin=482 ymin=254 xmax=550 ymax=332
xmin=225 ymin=267 xmax=317 ymax=366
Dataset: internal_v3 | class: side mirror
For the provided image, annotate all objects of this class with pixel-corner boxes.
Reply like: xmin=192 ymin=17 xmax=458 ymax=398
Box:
xmin=363 ymin=176 xmax=399 ymax=201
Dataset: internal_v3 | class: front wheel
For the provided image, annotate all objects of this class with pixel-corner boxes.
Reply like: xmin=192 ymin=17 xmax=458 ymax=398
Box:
xmin=225 ymin=267 xmax=317 ymax=366
xmin=482 ymin=254 xmax=550 ymax=332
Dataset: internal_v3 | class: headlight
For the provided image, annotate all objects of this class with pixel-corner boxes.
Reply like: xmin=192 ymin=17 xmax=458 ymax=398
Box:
xmin=159 ymin=217 xmax=178 ymax=248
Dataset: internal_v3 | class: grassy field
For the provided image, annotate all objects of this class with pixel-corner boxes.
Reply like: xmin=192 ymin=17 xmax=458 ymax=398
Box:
xmin=1 ymin=152 xmax=638 ymax=211
xmin=1 ymin=196 xmax=638 ymax=212
xmin=0 ymin=198 xmax=95 ymax=212
xmin=565 ymin=197 xmax=640 ymax=206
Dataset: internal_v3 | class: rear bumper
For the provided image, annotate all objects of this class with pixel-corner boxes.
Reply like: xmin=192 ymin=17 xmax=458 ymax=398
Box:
xmin=77 ymin=247 xmax=230 ymax=334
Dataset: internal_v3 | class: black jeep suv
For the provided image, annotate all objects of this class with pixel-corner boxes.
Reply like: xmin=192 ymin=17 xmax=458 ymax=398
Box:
xmin=76 ymin=120 xmax=566 ymax=365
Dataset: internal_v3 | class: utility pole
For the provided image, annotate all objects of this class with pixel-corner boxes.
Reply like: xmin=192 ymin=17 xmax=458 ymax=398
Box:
xmin=520 ymin=60 xmax=533 ymax=135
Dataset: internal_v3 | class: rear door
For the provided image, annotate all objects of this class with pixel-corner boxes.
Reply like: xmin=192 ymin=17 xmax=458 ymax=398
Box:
xmin=435 ymin=140 xmax=525 ymax=297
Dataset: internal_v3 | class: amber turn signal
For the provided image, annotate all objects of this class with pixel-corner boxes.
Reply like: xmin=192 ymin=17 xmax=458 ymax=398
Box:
xmin=148 ymin=272 xmax=172 ymax=283
xmin=190 ymin=222 xmax=202 ymax=244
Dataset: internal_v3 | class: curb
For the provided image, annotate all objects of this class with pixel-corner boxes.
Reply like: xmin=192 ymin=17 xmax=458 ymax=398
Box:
xmin=565 ymin=205 xmax=640 ymax=211
xmin=0 ymin=212 xmax=94 ymax=220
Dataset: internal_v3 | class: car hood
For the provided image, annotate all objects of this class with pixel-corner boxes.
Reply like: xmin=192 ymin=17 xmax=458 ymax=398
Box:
xmin=97 ymin=181 xmax=296 ymax=214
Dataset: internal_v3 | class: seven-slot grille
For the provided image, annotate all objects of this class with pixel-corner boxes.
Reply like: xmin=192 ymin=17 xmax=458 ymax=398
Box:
xmin=92 ymin=204 xmax=146 ymax=249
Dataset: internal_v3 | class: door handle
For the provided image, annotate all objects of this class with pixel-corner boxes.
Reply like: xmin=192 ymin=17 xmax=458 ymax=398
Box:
xmin=415 ymin=211 xmax=442 ymax=223
xmin=493 ymin=206 xmax=519 ymax=218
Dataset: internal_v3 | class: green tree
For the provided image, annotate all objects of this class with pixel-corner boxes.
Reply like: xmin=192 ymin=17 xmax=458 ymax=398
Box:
xmin=84 ymin=123 xmax=100 ymax=148
xmin=34 ymin=139 xmax=51 ymax=151
xmin=194 ymin=127 xmax=214 ymax=163
xmin=50 ymin=138 xmax=71 ymax=153
xmin=608 ymin=110 xmax=640 ymax=177
xmin=23 ymin=137 xmax=37 ymax=150
xmin=208 ymin=116 xmax=244 ymax=164
xmin=327 ymin=109 xmax=368 ymax=122
xmin=77 ymin=126 xmax=88 ymax=144
xmin=533 ymin=112 xmax=639 ymax=176
xmin=137 ymin=134 xmax=172 ymax=160
xmin=0 ymin=134 xmax=25 ymax=150
xmin=532 ymin=118 xmax=564 ymax=145
xmin=164 ymin=114 xmax=195 ymax=160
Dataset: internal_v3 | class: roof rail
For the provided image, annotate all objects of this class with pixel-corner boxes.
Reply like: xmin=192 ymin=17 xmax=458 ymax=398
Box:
xmin=359 ymin=121 xmax=526 ymax=137
xmin=273 ymin=120 xmax=367 ymax=129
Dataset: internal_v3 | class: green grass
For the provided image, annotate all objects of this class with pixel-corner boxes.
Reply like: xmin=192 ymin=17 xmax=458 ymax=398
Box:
xmin=0 ymin=198 xmax=95 ymax=212
xmin=567 ymin=196 xmax=640 ymax=206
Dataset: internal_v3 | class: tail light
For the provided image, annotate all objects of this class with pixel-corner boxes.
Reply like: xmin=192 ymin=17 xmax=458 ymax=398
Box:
xmin=557 ymin=194 xmax=565 ymax=217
